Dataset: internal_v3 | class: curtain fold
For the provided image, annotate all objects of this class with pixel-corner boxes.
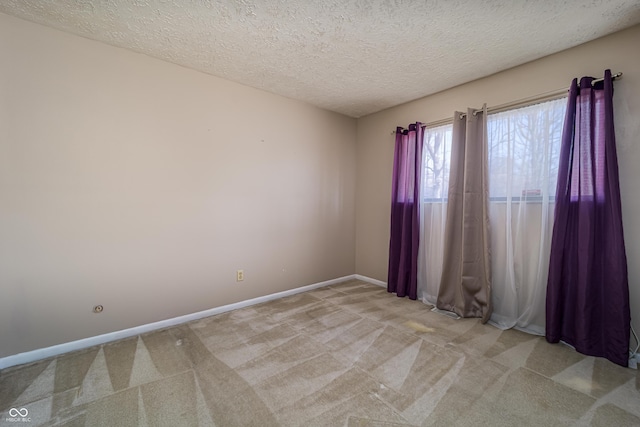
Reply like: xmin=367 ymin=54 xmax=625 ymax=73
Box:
xmin=546 ymin=70 xmax=630 ymax=367
xmin=388 ymin=123 xmax=424 ymax=299
xmin=437 ymin=107 xmax=492 ymax=322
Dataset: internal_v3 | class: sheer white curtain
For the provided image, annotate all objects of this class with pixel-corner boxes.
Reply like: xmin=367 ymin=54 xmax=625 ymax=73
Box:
xmin=417 ymin=124 xmax=452 ymax=305
xmin=487 ymin=98 xmax=566 ymax=334
xmin=417 ymin=98 xmax=566 ymax=334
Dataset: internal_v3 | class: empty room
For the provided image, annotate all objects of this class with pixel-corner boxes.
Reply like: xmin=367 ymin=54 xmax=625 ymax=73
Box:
xmin=1 ymin=1 xmax=640 ymax=426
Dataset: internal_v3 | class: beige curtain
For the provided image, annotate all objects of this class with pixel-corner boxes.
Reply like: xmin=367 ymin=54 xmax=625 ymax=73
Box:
xmin=436 ymin=105 xmax=492 ymax=323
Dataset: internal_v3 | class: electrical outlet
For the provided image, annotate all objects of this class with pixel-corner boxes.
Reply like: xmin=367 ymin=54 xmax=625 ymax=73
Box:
xmin=236 ymin=270 xmax=244 ymax=282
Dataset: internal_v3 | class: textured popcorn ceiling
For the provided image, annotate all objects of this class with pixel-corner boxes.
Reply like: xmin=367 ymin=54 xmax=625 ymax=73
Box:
xmin=1 ymin=1 xmax=640 ymax=117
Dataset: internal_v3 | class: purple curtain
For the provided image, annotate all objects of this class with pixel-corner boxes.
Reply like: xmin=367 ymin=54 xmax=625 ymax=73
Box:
xmin=388 ymin=123 xmax=424 ymax=299
xmin=546 ymin=70 xmax=630 ymax=367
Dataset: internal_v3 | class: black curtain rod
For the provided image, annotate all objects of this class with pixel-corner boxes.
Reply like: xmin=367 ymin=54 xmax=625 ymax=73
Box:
xmin=591 ymin=71 xmax=623 ymax=85
xmin=392 ymin=71 xmax=623 ymax=134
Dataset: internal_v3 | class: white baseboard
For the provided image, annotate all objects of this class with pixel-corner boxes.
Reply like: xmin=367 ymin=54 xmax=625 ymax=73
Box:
xmin=355 ymin=274 xmax=387 ymax=288
xmin=0 ymin=274 xmax=360 ymax=370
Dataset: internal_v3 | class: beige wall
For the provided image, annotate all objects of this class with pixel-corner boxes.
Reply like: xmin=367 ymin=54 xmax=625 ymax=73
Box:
xmin=0 ymin=13 xmax=357 ymax=358
xmin=356 ymin=24 xmax=640 ymax=335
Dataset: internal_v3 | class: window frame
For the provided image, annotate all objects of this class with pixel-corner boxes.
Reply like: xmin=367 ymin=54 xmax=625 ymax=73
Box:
xmin=421 ymin=97 xmax=567 ymax=204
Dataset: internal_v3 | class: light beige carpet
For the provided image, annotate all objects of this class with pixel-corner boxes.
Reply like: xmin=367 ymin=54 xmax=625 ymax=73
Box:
xmin=1 ymin=280 xmax=639 ymax=426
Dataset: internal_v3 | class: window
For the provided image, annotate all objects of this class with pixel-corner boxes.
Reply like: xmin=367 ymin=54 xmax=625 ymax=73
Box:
xmin=419 ymin=97 xmax=567 ymax=334
xmin=421 ymin=124 xmax=452 ymax=201
xmin=422 ymin=97 xmax=567 ymax=202
xmin=488 ymin=99 xmax=566 ymax=202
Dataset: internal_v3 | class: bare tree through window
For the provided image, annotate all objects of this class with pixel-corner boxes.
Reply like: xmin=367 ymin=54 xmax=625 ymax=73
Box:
xmin=422 ymin=98 xmax=566 ymax=202
xmin=487 ymin=99 xmax=566 ymax=201
xmin=422 ymin=125 xmax=452 ymax=201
